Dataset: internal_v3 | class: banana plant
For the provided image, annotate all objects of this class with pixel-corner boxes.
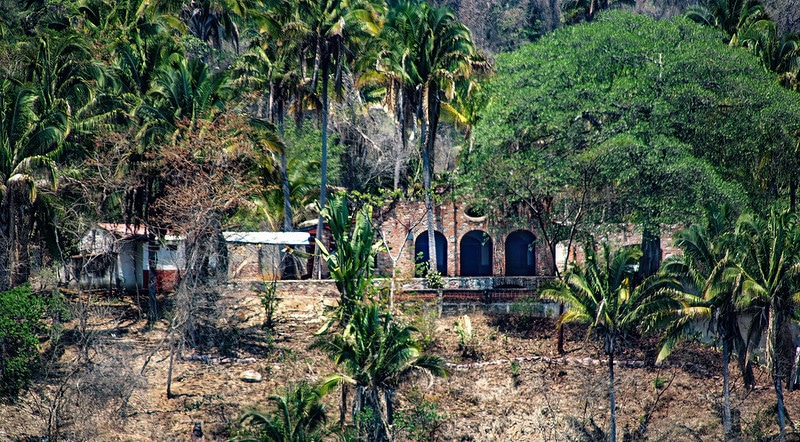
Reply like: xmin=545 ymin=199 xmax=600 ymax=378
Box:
xmin=316 ymin=193 xmax=383 ymax=322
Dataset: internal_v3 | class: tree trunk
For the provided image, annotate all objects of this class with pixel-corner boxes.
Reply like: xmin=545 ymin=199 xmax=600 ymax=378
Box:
xmin=557 ymin=303 xmax=565 ymax=354
xmin=166 ymin=329 xmax=175 ymax=399
xmin=420 ymin=96 xmax=438 ymax=276
xmin=422 ymin=88 xmax=443 ymax=277
xmin=768 ymin=302 xmax=786 ymax=441
xmin=340 ymin=383 xmax=347 ymax=429
xmin=147 ymin=235 xmax=159 ymax=321
xmin=393 ymin=89 xmax=405 ymax=191
xmin=608 ymin=350 xmax=617 ymax=442
xmin=640 ymin=227 xmax=662 ymax=279
xmin=386 ymin=388 xmax=395 ymax=427
xmin=315 ymin=44 xmax=330 ymax=280
xmin=11 ymin=200 xmax=32 ymax=287
xmin=279 ymin=103 xmax=292 ymax=233
xmin=0 ymin=196 xmax=10 ymax=292
xmin=776 ymin=360 xmax=786 ymax=442
xmin=723 ymin=339 xmax=732 ymax=440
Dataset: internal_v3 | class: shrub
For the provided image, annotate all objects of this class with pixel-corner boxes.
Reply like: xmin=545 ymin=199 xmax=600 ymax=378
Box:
xmin=0 ymin=284 xmax=47 ymax=399
xmin=454 ymin=315 xmax=480 ymax=359
xmin=394 ymin=387 xmax=447 ymax=442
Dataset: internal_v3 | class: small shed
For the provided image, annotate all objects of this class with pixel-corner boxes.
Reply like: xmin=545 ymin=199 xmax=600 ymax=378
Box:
xmin=70 ymin=223 xmax=183 ymax=292
xmin=223 ymin=231 xmax=310 ymax=280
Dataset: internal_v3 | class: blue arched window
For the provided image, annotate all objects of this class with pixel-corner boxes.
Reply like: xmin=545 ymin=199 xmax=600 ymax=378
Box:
xmin=460 ymin=230 xmax=492 ymax=276
xmin=414 ymin=231 xmax=448 ymax=276
xmin=505 ymin=230 xmax=536 ymax=276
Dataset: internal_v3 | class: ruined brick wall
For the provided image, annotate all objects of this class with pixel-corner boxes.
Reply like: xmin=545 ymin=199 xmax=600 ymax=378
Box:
xmin=555 ymin=224 xmax=683 ymax=272
xmin=373 ymin=199 xmax=554 ymax=279
xmin=374 ymin=199 xmax=684 ymax=279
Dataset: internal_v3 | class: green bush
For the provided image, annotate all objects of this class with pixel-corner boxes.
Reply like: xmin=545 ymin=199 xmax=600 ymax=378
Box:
xmin=0 ymin=284 xmax=47 ymax=399
xmin=394 ymin=387 xmax=447 ymax=442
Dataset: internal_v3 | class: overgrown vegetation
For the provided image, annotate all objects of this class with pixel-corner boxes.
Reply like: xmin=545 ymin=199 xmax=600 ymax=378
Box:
xmin=4 ymin=0 xmax=800 ymax=440
xmin=0 ymin=284 xmax=47 ymax=399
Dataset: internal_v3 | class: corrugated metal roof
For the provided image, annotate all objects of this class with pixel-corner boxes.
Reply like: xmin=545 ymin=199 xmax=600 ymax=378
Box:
xmin=223 ymin=231 xmax=310 ymax=245
xmin=95 ymin=223 xmax=182 ymax=240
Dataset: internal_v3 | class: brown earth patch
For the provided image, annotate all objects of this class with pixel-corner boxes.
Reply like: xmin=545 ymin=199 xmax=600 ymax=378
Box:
xmin=0 ymin=289 xmax=798 ymax=441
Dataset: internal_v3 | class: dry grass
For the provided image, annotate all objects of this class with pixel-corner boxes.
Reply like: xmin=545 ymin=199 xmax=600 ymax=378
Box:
xmin=1 ymin=288 xmax=799 ymax=441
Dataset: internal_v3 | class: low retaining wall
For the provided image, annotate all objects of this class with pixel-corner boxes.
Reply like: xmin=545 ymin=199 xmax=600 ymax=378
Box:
xmin=230 ymin=276 xmax=559 ymax=316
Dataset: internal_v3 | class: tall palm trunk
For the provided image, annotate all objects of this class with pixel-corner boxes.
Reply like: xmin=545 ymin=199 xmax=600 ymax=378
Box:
xmin=278 ymin=100 xmax=292 ymax=233
xmin=640 ymin=228 xmax=662 ymax=279
xmin=315 ymin=44 xmax=330 ymax=279
xmin=607 ymin=343 xmax=617 ymax=442
xmin=422 ymin=88 xmax=443 ymax=277
xmin=769 ymin=303 xmax=787 ymax=441
xmin=0 ymin=195 xmax=10 ymax=291
xmin=393 ymin=90 xmax=405 ymax=191
xmin=777 ymin=359 xmax=786 ymax=442
xmin=11 ymin=198 xmax=33 ymax=287
xmin=340 ymin=384 xmax=347 ymax=429
xmin=722 ymin=338 xmax=732 ymax=440
xmin=419 ymin=96 xmax=437 ymax=276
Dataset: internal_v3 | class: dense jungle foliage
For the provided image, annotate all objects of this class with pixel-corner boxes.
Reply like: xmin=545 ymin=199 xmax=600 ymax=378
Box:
xmin=4 ymin=0 xmax=800 ymax=440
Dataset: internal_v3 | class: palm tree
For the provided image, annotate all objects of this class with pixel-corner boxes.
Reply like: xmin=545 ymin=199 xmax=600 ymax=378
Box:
xmin=149 ymin=0 xmax=254 ymax=53
xmin=312 ymin=302 xmax=449 ymax=442
xmin=232 ymin=0 xmax=306 ymax=231
xmin=371 ymin=0 xmax=478 ymax=276
xmin=250 ymin=156 xmax=318 ymax=231
xmin=301 ymin=0 xmax=386 ymax=278
xmin=137 ymin=54 xmax=229 ymax=142
xmin=539 ymin=244 xmax=679 ymax=442
xmin=237 ymin=382 xmax=330 ymax=442
xmin=657 ymin=211 xmax=756 ymax=441
xmin=359 ymin=0 xmax=421 ymax=191
xmin=440 ymin=77 xmax=488 ymax=164
xmin=0 ymin=79 xmax=66 ymax=290
xmin=414 ymin=5 xmax=478 ymax=278
xmin=22 ymin=33 xmax=117 ymax=154
xmin=315 ymin=194 xmax=382 ymax=320
xmin=736 ymin=210 xmax=800 ymax=442
xmin=685 ymin=0 xmax=771 ymax=46
xmin=738 ymin=20 xmax=800 ymax=89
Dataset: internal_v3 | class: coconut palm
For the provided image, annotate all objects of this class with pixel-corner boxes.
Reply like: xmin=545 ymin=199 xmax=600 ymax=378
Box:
xmin=358 ymin=0 xmax=422 ymax=191
xmin=232 ymin=0 xmax=307 ymax=231
xmin=137 ymin=54 xmax=229 ymax=143
xmin=736 ymin=210 xmax=800 ymax=442
xmin=440 ymin=77 xmax=488 ymax=163
xmin=300 ymin=0 xmax=386 ymax=277
xmin=22 ymin=33 xmax=117 ymax=154
xmin=738 ymin=20 xmax=800 ymax=89
xmin=149 ymin=0 xmax=255 ymax=53
xmin=312 ymin=302 xmax=449 ymax=442
xmin=250 ymin=156 xmax=319 ymax=230
xmin=370 ymin=0 xmax=478 ymax=276
xmin=657 ymin=211 xmax=757 ymax=440
xmin=685 ymin=0 xmax=771 ymax=46
xmin=539 ymin=244 xmax=679 ymax=442
xmin=0 ymin=79 xmax=67 ymax=290
xmin=237 ymin=382 xmax=330 ymax=442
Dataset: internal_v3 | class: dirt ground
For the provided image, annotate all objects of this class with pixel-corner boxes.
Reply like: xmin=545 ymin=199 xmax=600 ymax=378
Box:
xmin=1 ymin=287 xmax=799 ymax=442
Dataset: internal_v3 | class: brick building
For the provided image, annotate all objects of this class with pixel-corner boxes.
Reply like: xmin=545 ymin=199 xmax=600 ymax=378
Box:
xmin=373 ymin=199 xmax=555 ymax=280
xmin=372 ymin=198 xmax=682 ymax=281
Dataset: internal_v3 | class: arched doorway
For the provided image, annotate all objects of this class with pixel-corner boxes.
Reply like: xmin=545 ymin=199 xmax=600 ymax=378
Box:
xmin=415 ymin=231 xmax=447 ymax=276
xmin=460 ymin=230 xmax=493 ymax=276
xmin=505 ymin=230 xmax=536 ymax=276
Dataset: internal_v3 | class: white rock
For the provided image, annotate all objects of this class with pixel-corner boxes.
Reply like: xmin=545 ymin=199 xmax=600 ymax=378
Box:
xmin=241 ymin=370 xmax=263 ymax=382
